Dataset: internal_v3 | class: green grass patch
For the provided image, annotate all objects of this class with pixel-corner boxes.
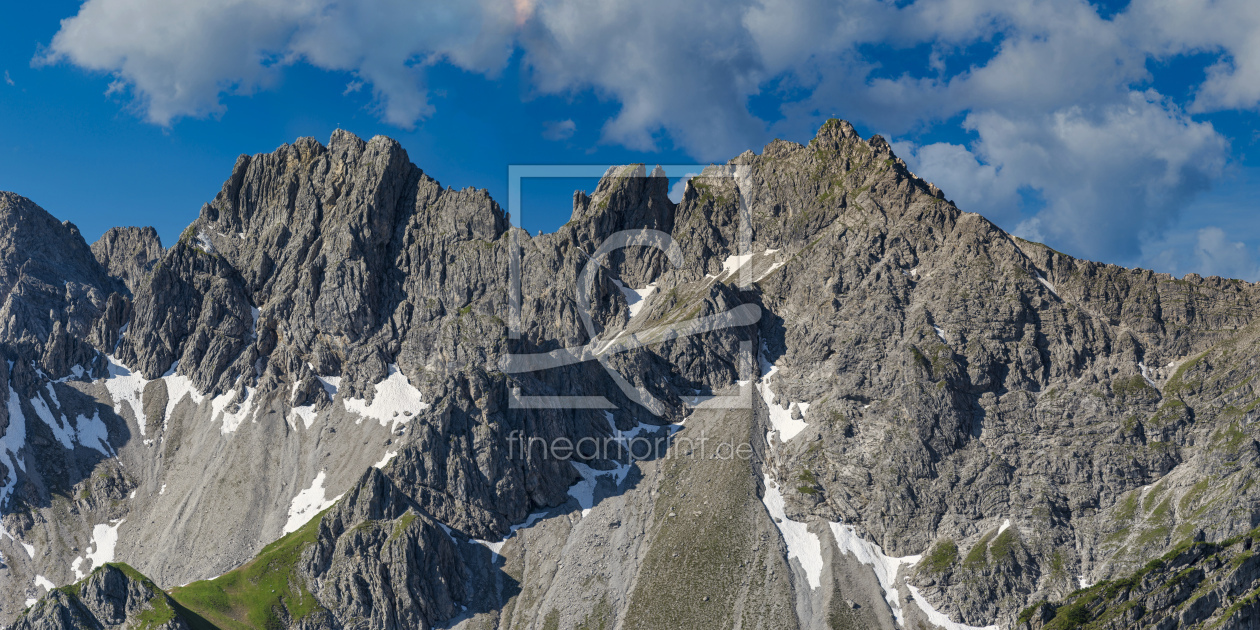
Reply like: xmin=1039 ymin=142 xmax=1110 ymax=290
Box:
xmin=1116 ymin=491 xmax=1140 ymax=521
xmin=920 ymin=540 xmax=957 ymax=574
xmin=964 ymin=530 xmax=996 ymax=568
xmin=990 ymin=529 xmax=1019 ymax=564
xmin=1112 ymin=375 xmax=1157 ymax=405
xmin=1045 ymin=602 xmax=1091 ymax=629
xmin=170 ymin=509 xmax=329 ymax=630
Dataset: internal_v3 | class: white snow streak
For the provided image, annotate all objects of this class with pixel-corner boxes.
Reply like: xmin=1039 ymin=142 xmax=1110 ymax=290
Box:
xmin=34 ymin=575 xmax=53 ymax=591
xmin=75 ymin=411 xmax=114 ymax=456
xmin=162 ymin=370 xmax=205 ymax=427
xmin=759 ymin=354 xmax=808 ymax=442
xmin=1034 ymin=271 xmax=1057 ymax=296
xmin=612 ymin=279 xmax=657 ymax=318
xmin=104 ymin=355 xmax=149 ymax=435
xmin=290 ymin=404 xmax=319 ymax=429
xmin=374 ymin=451 xmax=398 ymax=469
xmin=830 ymin=522 xmax=921 ymax=627
xmin=211 ymin=386 xmax=256 ymax=434
xmin=476 ymin=511 xmax=546 ymax=557
xmin=0 ymin=386 xmax=29 ymax=509
xmin=907 ymin=585 xmax=999 ymax=630
xmin=761 ymin=476 xmax=824 ymax=588
xmin=30 ymin=390 xmax=73 ymax=450
xmin=283 ymin=471 xmax=342 ymax=534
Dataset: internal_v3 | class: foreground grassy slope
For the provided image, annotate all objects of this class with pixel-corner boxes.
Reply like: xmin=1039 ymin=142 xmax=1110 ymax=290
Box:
xmin=168 ymin=510 xmax=329 ymax=630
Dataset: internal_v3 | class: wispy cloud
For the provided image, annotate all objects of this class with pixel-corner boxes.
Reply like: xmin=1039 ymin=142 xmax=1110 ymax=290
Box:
xmin=541 ymin=119 xmax=575 ymax=141
xmin=3 ymin=71 xmax=12 ymax=86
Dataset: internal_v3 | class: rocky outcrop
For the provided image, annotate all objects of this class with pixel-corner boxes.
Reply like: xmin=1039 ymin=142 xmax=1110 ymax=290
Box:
xmin=1018 ymin=529 xmax=1260 ymax=629
xmin=9 ymin=564 xmax=189 ymax=630
xmin=90 ymin=227 xmax=162 ymax=295
xmin=302 ymin=468 xmax=475 ymax=629
xmin=0 ymin=192 xmax=123 ymax=381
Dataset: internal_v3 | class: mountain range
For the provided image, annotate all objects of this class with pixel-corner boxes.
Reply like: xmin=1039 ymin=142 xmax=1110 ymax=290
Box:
xmin=3 ymin=120 xmax=1260 ymax=629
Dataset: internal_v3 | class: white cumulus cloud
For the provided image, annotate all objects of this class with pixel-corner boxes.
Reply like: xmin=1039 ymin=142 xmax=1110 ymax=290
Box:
xmin=39 ymin=0 xmax=517 ymax=127
xmin=33 ymin=0 xmax=1260 ymax=275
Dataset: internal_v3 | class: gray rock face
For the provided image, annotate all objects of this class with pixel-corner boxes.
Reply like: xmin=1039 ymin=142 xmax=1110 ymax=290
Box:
xmin=7 ymin=120 xmax=1260 ymax=630
xmin=91 ymin=227 xmax=162 ymax=296
xmin=301 ymin=469 xmax=475 ymax=629
xmin=0 ymin=192 xmax=121 ymax=382
xmin=9 ymin=564 xmax=189 ymax=630
xmin=1018 ymin=529 xmax=1260 ymax=629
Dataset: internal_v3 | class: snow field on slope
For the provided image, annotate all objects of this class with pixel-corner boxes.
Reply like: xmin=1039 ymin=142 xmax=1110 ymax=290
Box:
xmin=761 ymin=475 xmax=824 ymax=588
xmin=341 ymin=364 xmax=429 ymax=430
xmin=283 ymin=471 xmax=343 ymax=534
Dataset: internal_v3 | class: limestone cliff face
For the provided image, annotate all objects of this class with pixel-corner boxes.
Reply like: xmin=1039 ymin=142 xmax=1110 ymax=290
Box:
xmin=5 ymin=122 xmax=1260 ymax=629
xmin=91 ymin=227 xmax=162 ymax=296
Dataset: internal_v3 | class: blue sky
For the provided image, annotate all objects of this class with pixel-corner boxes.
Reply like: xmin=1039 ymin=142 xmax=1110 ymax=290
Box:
xmin=3 ymin=0 xmax=1260 ymax=280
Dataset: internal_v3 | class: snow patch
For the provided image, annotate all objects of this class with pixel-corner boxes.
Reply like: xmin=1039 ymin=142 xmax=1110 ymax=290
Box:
xmin=290 ymin=404 xmax=318 ymax=429
xmin=721 ymin=253 xmax=752 ymax=277
xmin=316 ymin=374 xmax=340 ymax=398
xmin=1034 ymin=271 xmax=1057 ymax=296
xmin=341 ymin=365 xmax=428 ymax=429
xmin=997 ymin=518 xmax=1011 ymax=536
xmin=758 ymin=354 xmax=808 ymax=442
xmin=612 ymin=279 xmax=657 ymax=318
xmin=195 ymin=230 xmax=215 ymax=253
xmin=283 ymin=471 xmax=342 ymax=534
xmin=706 ymin=252 xmax=752 ymax=281
xmin=75 ymin=411 xmax=114 ymax=456
xmin=907 ymin=584 xmax=999 ymax=630
xmin=30 ymin=390 xmax=73 ymax=450
xmin=761 ymin=476 xmax=823 ymax=588
xmin=934 ymin=326 xmax=948 ymax=343
xmin=103 ymin=356 xmax=149 ymax=436
xmin=35 ymin=575 xmax=53 ymax=591
xmin=71 ymin=520 xmax=125 ymax=580
xmin=830 ymin=522 xmax=921 ymax=627
xmin=1138 ymin=363 xmax=1158 ymax=388
xmin=159 ymin=484 xmax=167 ymax=496
xmin=757 ymin=260 xmax=786 ymax=281
xmin=476 ymin=511 xmax=547 ymax=557
xmin=0 ymin=386 xmax=29 ymax=509
xmin=211 ymin=386 xmax=256 ymax=434
xmin=22 ymin=541 xmax=34 ymax=558
xmin=163 ymin=370 xmax=205 ymax=427
xmin=374 ymin=451 xmax=398 ymax=469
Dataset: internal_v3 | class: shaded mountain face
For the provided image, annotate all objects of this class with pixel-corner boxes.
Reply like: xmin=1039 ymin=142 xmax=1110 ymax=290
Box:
xmin=3 ymin=120 xmax=1260 ymax=629
xmin=91 ymin=227 xmax=162 ymax=296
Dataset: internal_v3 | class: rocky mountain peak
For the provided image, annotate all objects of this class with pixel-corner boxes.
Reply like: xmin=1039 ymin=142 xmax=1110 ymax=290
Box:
xmin=91 ymin=226 xmax=162 ymax=295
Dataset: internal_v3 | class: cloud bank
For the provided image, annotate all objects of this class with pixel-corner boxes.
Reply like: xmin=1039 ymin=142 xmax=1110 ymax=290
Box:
xmin=37 ymin=0 xmax=1260 ymax=274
